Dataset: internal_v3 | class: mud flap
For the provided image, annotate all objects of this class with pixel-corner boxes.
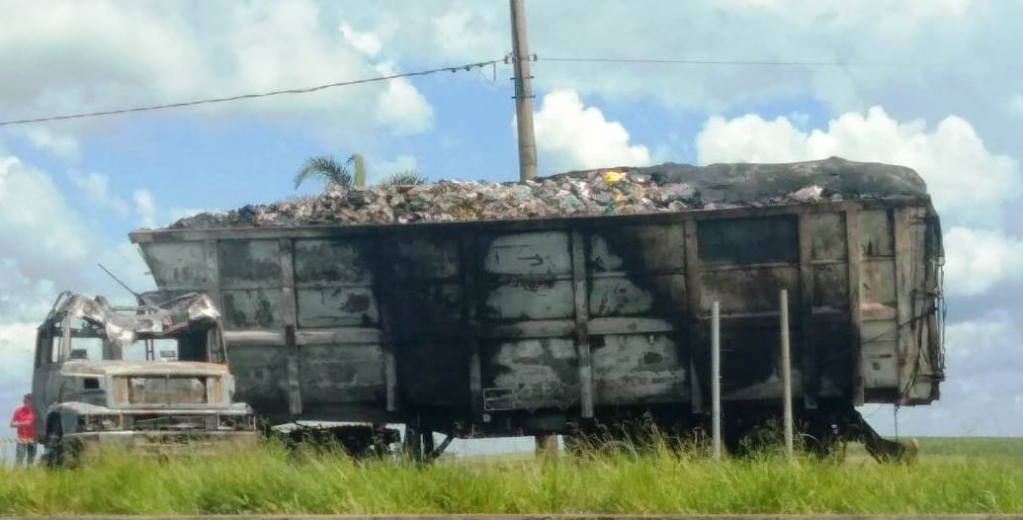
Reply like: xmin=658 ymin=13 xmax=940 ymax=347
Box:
xmin=852 ymin=410 xmax=918 ymax=463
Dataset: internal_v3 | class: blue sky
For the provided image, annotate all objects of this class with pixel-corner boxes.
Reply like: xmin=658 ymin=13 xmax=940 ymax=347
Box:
xmin=2 ymin=1 xmax=1023 ymax=453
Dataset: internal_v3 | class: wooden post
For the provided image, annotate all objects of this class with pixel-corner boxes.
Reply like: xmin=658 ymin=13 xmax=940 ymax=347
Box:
xmin=535 ymin=433 xmax=558 ymax=459
xmin=780 ymin=289 xmax=794 ymax=459
xmin=711 ymin=300 xmax=722 ymax=460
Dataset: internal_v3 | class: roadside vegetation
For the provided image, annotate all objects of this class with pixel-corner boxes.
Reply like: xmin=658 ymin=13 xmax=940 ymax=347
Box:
xmin=2 ymin=437 xmax=1022 ymax=515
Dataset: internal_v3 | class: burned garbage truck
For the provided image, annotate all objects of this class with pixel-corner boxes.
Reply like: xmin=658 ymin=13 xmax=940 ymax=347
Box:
xmin=128 ymin=157 xmax=945 ymax=460
xmin=32 ymin=292 xmax=258 ymax=464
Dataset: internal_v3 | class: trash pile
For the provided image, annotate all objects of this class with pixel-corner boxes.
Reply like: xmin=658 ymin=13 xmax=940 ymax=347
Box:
xmin=168 ymin=157 xmax=928 ymax=229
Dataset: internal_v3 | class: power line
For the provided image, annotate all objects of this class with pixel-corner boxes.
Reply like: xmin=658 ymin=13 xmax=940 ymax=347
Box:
xmin=539 ymin=56 xmax=906 ymax=67
xmin=0 ymin=58 xmax=504 ymax=127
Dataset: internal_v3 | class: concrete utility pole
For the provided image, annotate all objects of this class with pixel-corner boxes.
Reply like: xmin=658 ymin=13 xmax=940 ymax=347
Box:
xmin=711 ymin=301 xmax=722 ymax=460
xmin=780 ymin=289 xmax=794 ymax=459
xmin=510 ymin=0 xmax=538 ymax=181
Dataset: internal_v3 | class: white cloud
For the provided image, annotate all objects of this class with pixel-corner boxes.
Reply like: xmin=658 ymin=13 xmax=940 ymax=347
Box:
xmin=374 ymin=62 xmax=434 ymax=136
xmin=0 ymin=1 xmax=436 ymax=144
xmin=133 ymin=190 xmax=157 ymax=228
xmin=943 ymin=227 xmax=1023 ymax=297
xmin=530 ymin=90 xmax=651 ymax=172
xmin=865 ymin=311 xmax=1023 ymax=437
xmin=367 ymin=154 xmax=419 ymax=184
xmin=17 ymin=128 xmax=80 ymax=160
xmin=341 ymin=1 xmax=1023 ymax=158
xmin=0 ymin=152 xmax=157 ymax=425
xmin=695 ymin=107 xmax=1023 ymax=298
xmin=697 ymin=106 xmax=1021 ymax=229
xmin=67 ymin=170 xmax=129 ymax=215
xmin=340 ymin=22 xmax=381 ymax=57
xmin=0 ymin=157 xmax=92 ymax=284
xmin=0 ymin=322 xmax=38 ymax=390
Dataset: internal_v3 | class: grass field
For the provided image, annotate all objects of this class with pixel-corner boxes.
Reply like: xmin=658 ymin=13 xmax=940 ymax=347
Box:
xmin=1 ymin=437 xmax=1022 ymax=515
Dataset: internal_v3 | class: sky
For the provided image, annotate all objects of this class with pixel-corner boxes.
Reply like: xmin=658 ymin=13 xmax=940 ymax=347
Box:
xmin=1 ymin=0 xmax=1022 ymax=453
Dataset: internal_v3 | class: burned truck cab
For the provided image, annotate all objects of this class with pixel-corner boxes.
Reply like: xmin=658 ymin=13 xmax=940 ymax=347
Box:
xmin=32 ymin=291 xmax=258 ymax=464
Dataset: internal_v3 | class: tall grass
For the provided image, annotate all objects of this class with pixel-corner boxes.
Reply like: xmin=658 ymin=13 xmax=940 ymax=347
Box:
xmin=1 ymin=440 xmax=1021 ymax=515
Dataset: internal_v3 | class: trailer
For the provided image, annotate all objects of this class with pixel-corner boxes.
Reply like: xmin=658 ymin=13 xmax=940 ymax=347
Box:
xmin=128 ymin=158 xmax=945 ymax=460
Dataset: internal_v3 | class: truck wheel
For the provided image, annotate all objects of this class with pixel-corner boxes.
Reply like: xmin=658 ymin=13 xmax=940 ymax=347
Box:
xmin=43 ymin=420 xmax=64 ymax=468
xmin=43 ymin=420 xmax=81 ymax=469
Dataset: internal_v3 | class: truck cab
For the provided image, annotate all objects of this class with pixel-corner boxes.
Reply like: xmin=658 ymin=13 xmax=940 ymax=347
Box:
xmin=32 ymin=292 xmax=257 ymax=464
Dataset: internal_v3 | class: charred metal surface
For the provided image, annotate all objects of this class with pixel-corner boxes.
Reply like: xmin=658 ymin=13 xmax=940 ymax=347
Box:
xmin=31 ymin=293 xmax=257 ymax=462
xmin=129 ymin=196 xmax=944 ymax=437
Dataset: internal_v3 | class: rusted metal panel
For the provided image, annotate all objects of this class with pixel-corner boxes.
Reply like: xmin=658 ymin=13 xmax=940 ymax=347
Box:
xmin=461 ymin=236 xmax=484 ymax=420
xmin=222 ymin=289 xmax=283 ymax=329
xmin=798 ymin=214 xmax=817 ymax=408
xmin=718 ymin=319 xmax=802 ymax=401
xmin=293 ymin=239 xmax=372 ymax=284
xmin=570 ymin=230 xmax=594 ymax=418
xmin=483 ymin=280 xmax=574 ymax=321
xmin=700 ymin=266 xmax=800 ymax=315
xmin=589 ymin=275 xmax=686 ymax=317
xmin=397 ymin=340 xmax=470 ymax=408
xmin=218 ymin=240 xmax=283 ymax=288
xmin=226 ymin=344 xmax=288 ymax=412
xmin=387 ymin=284 xmax=463 ymax=334
xmin=285 ymin=325 xmax=301 ymax=415
xmin=861 ymin=320 xmax=899 ymax=388
xmin=279 ymin=239 xmax=302 ymax=416
xmin=484 ymin=337 xmax=579 ymax=411
xmin=845 ymin=207 xmax=865 ymax=405
xmin=589 ymin=224 xmax=685 ymax=274
xmin=384 ymin=235 xmax=460 ymax=280
xmin=697 ymin=216 xmax=799 ymax=266
xmin=860 ymin=210 xmax=894 ymax=257
xmin=295 ymin=329 xmax=381 ymax=345
xmin=809 ymin=212 xmax=847 ymax=261
xmin=683 ymin=219 xmax=702 ymax=413
xmin=298 ymin=344 xmax=386 ymax=405
xmin=592 ymin=333 xmax=687 ymax=405
xmin=202 ymin=240 xmax=223 ymax=315
xmin=140 ymin=241 xmax=208 ymax=289
xmin=861 ymin=259 xmax=897 ymax=307
xmin=483 ymin=231 xmax=571 ymax=276
xmin=295 ymin=287 xmax=379 ymax=327
xmin=588 ymin=317 xmax=675 ymax=335
xmin=812 ymin=264 xmax=849 ymax=310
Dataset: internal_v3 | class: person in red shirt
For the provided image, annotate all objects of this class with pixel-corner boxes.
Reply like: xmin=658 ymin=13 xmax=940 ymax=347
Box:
xmin=10 ymin=394 xmax=37 ymax=467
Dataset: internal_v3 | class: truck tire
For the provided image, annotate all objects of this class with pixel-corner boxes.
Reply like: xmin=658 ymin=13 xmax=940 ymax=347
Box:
xmin=42 ymin=418 xmax=81 ymax=469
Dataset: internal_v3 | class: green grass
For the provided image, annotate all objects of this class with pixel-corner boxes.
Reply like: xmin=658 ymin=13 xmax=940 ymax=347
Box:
xmin=2 ymin=438 xmax=1022 ymax=515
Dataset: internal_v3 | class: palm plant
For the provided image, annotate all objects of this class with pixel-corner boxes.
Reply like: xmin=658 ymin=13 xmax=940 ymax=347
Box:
xmin=294 ymin=154 xmax=367 ymax=191
xmin=294 ymin=153 xmax=427 ymax=192
xmin=381 ymin=170 xmax=428 ymax=186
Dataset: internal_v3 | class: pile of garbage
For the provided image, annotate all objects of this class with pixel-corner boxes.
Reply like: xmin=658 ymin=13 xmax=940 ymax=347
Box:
xmin=169 ymin=157 xmax=928 ymax=229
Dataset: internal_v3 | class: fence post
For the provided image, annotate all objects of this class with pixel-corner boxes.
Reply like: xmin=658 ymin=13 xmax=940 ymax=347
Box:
xmin=780 ymin=288 xmax=794 ymax=459
xmin=711 ymin=300 xmax=722 ymax=460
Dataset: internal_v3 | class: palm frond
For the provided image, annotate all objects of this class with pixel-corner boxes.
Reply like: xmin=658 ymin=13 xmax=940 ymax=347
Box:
xmin=350 ymin=153 xmax=367 ymax=188
xmin=380 ymin=170 xmax=428 ymax=186
xmin=294 ymin=156 xmax=352 ymax=191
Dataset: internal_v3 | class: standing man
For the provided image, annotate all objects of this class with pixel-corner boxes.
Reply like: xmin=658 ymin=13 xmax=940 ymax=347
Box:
xmin=10 ymin=394 xmax=37 ymax=467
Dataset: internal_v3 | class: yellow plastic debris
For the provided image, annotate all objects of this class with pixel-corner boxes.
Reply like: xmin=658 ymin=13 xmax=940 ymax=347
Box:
xmin=603 ymin=171 xmax=626 ymax=184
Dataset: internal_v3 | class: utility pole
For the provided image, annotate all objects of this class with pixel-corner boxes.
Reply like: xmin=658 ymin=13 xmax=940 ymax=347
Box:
xmin=780 ymin=289 xmax=794 ymax=459
xmin=510 ymin=0 xmax=537 ymax=181
xmin=711 ymin=301 xmax=722 ymax=460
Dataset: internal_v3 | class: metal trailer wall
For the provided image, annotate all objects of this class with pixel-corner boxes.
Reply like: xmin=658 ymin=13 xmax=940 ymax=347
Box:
xmin=129 ymin=200 xmax=944 ymax=433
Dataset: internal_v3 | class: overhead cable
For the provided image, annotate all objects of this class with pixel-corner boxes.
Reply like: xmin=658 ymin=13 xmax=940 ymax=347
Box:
xmin=539 ymin=56 xmax=906 ymax=67
xmin=0 ymin=58 xmax=503 ymax=127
